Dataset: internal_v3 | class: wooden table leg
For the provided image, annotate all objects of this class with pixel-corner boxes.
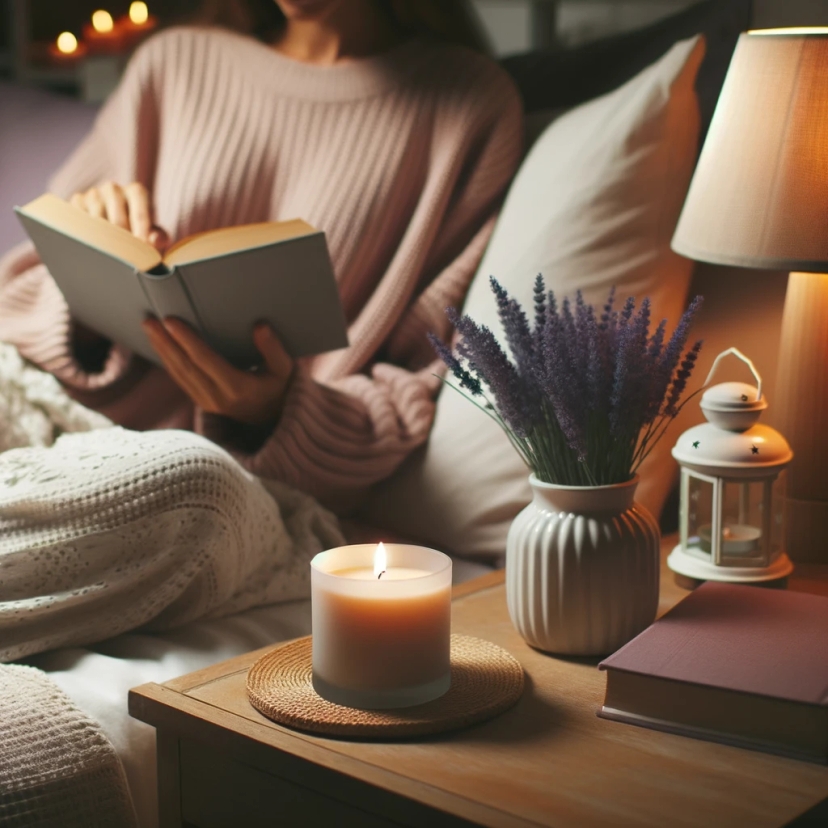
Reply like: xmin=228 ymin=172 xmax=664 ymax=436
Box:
xmin=156 ymin=731 xmax=183 ymax=828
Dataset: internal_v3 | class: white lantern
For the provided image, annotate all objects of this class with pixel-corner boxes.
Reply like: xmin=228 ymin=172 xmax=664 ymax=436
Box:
xmin=668 ymin=349 xmax=793 ymax=585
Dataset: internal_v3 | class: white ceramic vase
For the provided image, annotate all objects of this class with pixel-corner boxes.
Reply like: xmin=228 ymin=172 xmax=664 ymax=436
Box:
xmin=506 ymin=475 xmax=660 ymax=656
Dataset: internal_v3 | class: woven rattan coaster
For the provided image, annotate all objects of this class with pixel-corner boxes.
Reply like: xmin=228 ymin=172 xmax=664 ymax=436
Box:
xmin=246 ymin=634 xmax=524 ymax=739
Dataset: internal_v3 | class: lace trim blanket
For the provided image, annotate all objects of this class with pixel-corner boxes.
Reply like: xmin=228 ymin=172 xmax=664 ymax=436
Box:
xmin=0 ymin=342 xmax=345 ymax=821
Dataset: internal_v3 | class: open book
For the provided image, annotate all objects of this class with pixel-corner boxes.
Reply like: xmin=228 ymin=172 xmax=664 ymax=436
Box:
xmin=15 ymin=194 xmax=349 ymax=368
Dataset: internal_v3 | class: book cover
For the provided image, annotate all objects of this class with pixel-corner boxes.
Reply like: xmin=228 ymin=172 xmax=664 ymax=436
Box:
xmin=598 ymin=582 xmax=828 ymax=763
xmin=15 ymin=194 xmax=349 ymax=368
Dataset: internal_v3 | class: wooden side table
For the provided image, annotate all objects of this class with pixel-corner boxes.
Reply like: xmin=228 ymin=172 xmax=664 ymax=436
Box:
xmin=129 ymin=538 xmax=828 ymax=828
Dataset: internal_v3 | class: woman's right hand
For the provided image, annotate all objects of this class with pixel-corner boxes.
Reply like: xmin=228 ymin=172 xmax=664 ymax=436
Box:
xmin=70 ymin=181 xmax=169 ymax=251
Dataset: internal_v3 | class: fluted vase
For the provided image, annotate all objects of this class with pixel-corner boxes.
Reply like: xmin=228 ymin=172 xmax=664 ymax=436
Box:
xmin=506 ymin=475 xmax=660 ymax=656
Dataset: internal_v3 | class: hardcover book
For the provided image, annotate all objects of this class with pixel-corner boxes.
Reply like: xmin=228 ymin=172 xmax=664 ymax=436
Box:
xmin=598 ymin=581 xmax=828 ymax=764
xmin=15 ymin=194 xmax=349 ymax=368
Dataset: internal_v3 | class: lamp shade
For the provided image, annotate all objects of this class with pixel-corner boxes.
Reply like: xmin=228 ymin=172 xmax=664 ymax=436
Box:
xmin=672 ymin=29 xmax=828 ymax=271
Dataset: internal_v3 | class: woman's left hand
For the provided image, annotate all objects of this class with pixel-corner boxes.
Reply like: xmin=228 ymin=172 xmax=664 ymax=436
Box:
xmin=142 ymin=317 xmax=294 ymax=425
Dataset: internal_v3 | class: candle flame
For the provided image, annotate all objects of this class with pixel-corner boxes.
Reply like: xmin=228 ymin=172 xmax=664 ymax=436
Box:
xmin=56 ymin=32 xmax=79 ymax=54
xmin=92 ymin=10 xmax=114 ymax=33
xmin=373 ymin=542 xmax=387 ymax=579
xmin=129 ymin=2 xmax=149 ymax=25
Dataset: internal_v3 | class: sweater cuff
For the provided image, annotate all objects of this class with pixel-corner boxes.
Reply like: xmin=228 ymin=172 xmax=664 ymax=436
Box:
xmin=256 ymin=366 xmax=369 ymax=467
xmin=198 ymin=362 xmax=436 ymax=514
xmin=0 ymin=263 xmax=134 ymax=392
xmin=200 ymin=366 xmax=369 ymax=491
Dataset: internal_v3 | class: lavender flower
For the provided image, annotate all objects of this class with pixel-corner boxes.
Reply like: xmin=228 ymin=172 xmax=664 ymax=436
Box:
xmin=431 ymin=278 xmax=703 ymax=485
xmin=664 ymin=339 xmax=703 ymax=416
xmin=490 ymin=277 xmax=535 ymax=382
xmin=650 ymin=295 xmax=704 ymax=418
xmin=533 ymin=274 xmax=546 ymax=337
xmin=609 ymin=297 xmax=652 ymax=437
xmin=427 ymin=332 xmax=483 ymax=397
xmin=448 ymin=307 xmax=536 ymax=438
xmin=599 ymin=287 xmax=617 ymax=331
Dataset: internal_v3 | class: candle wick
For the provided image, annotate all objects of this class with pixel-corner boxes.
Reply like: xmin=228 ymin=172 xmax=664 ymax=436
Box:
xmin=377 ymin=570 xmax=386 ymax=580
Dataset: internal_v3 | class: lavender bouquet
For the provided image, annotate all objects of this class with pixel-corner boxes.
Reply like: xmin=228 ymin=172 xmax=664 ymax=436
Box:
xmin=430 ymin=277 xmax=703 ymax=487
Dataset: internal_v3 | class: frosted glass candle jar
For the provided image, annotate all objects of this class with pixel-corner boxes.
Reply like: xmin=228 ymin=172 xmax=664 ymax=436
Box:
xmin=310 ymin=544 xmax=452 ymax=709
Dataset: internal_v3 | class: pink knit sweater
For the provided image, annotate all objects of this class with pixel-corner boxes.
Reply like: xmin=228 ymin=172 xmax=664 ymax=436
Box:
xmin=0 ymin=27 xmax=522 ymax=510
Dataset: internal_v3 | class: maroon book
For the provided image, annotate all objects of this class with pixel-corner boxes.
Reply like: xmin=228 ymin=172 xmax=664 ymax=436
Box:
xmin=598 ymin=581 xmax=828 ymax=763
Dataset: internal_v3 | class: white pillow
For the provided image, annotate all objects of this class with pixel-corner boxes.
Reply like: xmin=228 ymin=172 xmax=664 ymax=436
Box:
xmin=362 ymin=36 xmax=705 ymax=558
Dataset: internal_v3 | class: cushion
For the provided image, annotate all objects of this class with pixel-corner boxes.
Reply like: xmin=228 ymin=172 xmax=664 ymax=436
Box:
xmin=361 ymin=36 xmax=705 ymax=559
xmin=501 ymin=0 xmax=749 ymax=139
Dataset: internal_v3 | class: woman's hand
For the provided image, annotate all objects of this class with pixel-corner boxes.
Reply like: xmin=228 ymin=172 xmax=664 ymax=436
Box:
xmin=71 ymin=181 xmax=169 ymax=251
xmin=142 ymin=317 xmax=295 ymax=425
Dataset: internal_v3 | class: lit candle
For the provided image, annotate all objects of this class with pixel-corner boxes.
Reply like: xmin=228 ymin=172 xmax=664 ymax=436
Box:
xmin=49 ymin=31 xmax=88 ymax=64
xmin=83 ymin=10 xmax=125 ymax=54
xmin=698 ymin=524 xmax=762 ymax=554
xmin=311 ymin=543 xmax=452 ymax=709
xmin=119 ymin=2 xmax=159 ymax=48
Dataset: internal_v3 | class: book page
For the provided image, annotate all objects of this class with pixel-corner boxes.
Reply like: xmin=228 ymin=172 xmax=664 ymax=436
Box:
xmin=163 ymin=219 xmax=317 ymax=266
xmin=18 ymin=194 xmax=162 ymax=272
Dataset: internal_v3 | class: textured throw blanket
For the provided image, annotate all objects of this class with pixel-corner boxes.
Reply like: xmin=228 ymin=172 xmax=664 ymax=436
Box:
xmin=0 ymin=342 xmax=344 ymax=660
xmin=0 ymin=342 xmax=345 ymax=824
xmin=0 ymin=665 xmax=138 ymax=827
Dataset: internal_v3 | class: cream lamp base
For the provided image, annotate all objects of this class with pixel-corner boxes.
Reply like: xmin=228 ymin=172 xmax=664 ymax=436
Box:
xmin=667 ymin=545 xmax=794 ymax=584
xmin=774 ymin=272 xmax=828 ymax=564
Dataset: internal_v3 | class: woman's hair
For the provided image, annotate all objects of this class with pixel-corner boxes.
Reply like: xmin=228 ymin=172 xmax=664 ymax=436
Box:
xmin=176 ymin=0 xmax=492 ymax=54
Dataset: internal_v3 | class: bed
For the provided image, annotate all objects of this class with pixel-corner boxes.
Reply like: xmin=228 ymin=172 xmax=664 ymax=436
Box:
xmin=0 ymin=2 xmax=763 ymax=825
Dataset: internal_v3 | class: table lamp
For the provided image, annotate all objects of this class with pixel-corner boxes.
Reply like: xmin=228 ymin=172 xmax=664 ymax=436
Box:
xmin=672 ymin=27 xmax=828 ymax=564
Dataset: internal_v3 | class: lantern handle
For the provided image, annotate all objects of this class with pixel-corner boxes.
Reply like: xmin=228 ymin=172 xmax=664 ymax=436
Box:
xmin=703 ymin=347 xmax=763 ymax=400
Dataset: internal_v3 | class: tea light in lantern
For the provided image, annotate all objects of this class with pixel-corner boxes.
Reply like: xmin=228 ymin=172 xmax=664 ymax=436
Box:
xmin=83 ymin=10 xmax=125 ymax=54
xmin=49 ymin=31 xmax=88 ymax=64
xmin=311 ymin=543 xmax=452 ymax=709
xmin=698 ymin=524 xmax=762 ymax=555
xmin=120 ymin=2 xmax=159 ymax=47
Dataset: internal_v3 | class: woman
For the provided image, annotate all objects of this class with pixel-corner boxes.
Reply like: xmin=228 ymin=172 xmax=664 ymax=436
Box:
xmin=0 ymin=0 xmax=522 ymax=513
xmin=0 ymin=0 xmax=523 ymax=664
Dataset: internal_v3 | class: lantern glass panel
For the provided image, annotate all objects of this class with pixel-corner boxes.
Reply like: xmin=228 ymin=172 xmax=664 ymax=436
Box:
xmin=770 ymin=472 xmax=786 ymax=561
xmin=685 ymin=474 xmax=714 ymax=559
xmin=718 ymin=479 xmax=767 ymax=565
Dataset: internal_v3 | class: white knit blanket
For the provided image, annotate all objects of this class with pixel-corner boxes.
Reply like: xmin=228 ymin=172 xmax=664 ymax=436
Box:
xmin=0 ymin=665 xmax=138 ymax=827
xmin=0 ymin=342 xmax=345 ymax=824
